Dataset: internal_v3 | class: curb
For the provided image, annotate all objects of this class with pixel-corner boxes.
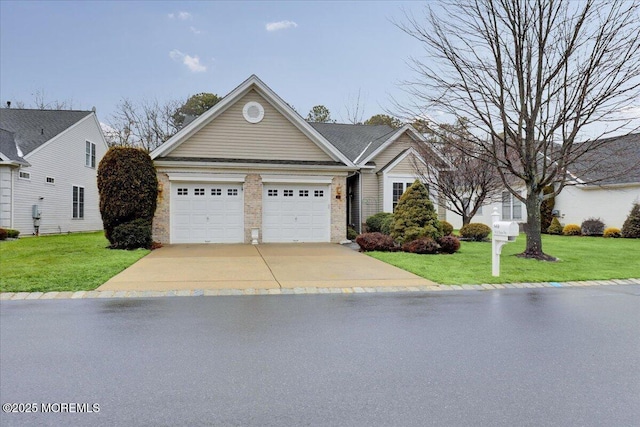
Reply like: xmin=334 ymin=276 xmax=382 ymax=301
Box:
xmin=1 ymin=279 xmax=639 ymax=301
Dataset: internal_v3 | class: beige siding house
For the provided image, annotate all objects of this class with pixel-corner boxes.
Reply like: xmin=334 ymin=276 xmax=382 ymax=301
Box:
xmin=150 ymin=75 xmax=445 ymax=244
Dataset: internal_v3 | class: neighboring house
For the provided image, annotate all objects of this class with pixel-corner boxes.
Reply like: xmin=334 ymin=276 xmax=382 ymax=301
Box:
xmin=446 ymin=132 xmax=640 ymax=230
xmin=150 ymin=75 xmax=443 ymax=244
xmin=0 ymin=108 xmax=108 ymax=235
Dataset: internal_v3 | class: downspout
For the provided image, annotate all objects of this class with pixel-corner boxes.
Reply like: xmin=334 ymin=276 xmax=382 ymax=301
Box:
xmin=10 ymin=167 xmax=14 ymax=229
xmin=358 ymin=170 xmax=363 ymax=233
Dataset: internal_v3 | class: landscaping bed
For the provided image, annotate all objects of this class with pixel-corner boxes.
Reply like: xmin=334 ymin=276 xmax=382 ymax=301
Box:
xmin=368 ymin=234 xmax=640 ymax=285
xmin=0 ymin=232 xmax=149 ymax=293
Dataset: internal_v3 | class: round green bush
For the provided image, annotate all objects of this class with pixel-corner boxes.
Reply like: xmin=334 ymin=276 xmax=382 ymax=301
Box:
xmin=547 ymin=217 xmax=563 ymax=235
xmin=110 ymin=218 xmax=152 ymax=249
xmin=459 ymin=223 xmax=491 ymax=241
xmin=437 ymin=235 xmax=461 ymax=254
xmin=562 ymin=224 xmax=581 ymax=236
xmin=6 ymin=229 xmax=20 ymax=238
xmin=440 ymin=221 xmax=454 ymax=236
xmin=366 ymin=212 xmax=394 ymax=234
xmin=97 ymin=147 xmax=158 ymax=247
xmin=347 ymin=227 xmax=358 ymax=240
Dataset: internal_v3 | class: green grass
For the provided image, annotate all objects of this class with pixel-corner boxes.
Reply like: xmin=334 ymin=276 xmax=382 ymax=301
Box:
xmin=0 ymin=232 xmax=150 ymax=293
xmin=368 ymin=234 xmax=640 ymax=285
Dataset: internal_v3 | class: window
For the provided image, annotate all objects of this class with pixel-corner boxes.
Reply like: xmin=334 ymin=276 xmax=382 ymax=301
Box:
xmin=314 ymin=190 xmax=324 ymax=197
xmin=228 ymin=189 xmax=238 ymax=196
xmin=194 ymin=188 xmax=205 ymax=196
xmin=19 ymin=171 xmax=31 ymax=180
xmin=177 ymin=188 xmax=188 ymax=196
xmin=46 ymin=176 xmax=55 ymax=184
xmin=284 ymin=190 xmax=293 ymax=197
xmin=72 ymin=186 xmax=84 ymax=219
xmin=211 ymin=188 xmax=222 ymax=196
xmin=268 ymin=189 xmax=278 ymax=197
xmin=501 ymin=191 xmax=522 ymax=220
xmin=299 ymin=190 xmax=309 ymax=197
xmin=85 ymin=141 xmax=96 ymax=168
xmin=392 ymin=182 xmax=414 ymax=211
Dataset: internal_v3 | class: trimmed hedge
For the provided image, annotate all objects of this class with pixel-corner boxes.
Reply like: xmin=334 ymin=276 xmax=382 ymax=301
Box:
xmin=563 ymin=224 xmax=581 ymax=236
xmin=402 ymin=237 xmax=440 ymax=254
xmin=440 ymin=221 xmax=454 ymax=236
xmin=97 ymin=147 xmax=158 ymax=248
xmin=365 ymin=212 xmax=394 ymax=234
xmin=459 ymin=223 xmax=491 ymax=241
xmin=110 ymin=218 xmax=153 ymax=250
xmin=347 ymin=227 xmax=358 ymax=240
xmin=355 ymin=232 xmax=397 ymax=252
xmin=603 ymin=227 xmax=621 ymax=238
xmin=437 ymin=235 xmax=461 ymax=254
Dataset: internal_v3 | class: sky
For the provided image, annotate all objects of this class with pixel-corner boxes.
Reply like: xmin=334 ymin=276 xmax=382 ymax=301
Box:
xmin=0 ymin=1 xmax=426 ymax=126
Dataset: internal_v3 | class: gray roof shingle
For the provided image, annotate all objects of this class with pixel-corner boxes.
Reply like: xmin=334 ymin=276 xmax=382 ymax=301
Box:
xmin=308 ymin=122 xmax=397 ymax=162
xmin=0 ymin=128 xmax=29 ymax=165
xmin=0 ymin=108 xmax=93 ymax=155
xmin=570 ymin=133 xmax=640 ymax=185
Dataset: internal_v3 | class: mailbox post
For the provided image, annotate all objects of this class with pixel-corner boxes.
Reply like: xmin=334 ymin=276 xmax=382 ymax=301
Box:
xmin=491 ymin=207 xmax=519 ymax=276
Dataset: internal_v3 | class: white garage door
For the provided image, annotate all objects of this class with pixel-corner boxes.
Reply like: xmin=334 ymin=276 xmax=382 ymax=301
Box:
xmin=263 ymin=184 xmax=330 ymax=243
xmin=171 ymin=183 xmax=244 ymax=243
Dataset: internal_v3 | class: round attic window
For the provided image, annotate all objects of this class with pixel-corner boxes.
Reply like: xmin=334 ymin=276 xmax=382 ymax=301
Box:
xmin=242 ymin=101 xmax=264 ymax=123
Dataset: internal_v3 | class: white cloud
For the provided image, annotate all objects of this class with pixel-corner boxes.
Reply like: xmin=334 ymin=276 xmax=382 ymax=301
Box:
xmin=266 ymin=20 xmax=298 ymax=32
xmin=169 ymin=49 xmax=207 ymax=73
xmin=190 ymin=26 xmax=202 ymax=35
xmin=168 ymin=11 xmax=192 ymax=20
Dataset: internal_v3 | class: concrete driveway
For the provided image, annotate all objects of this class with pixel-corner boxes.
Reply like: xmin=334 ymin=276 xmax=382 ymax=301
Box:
xmin=98 ymin=243 xmax=435 ymax=291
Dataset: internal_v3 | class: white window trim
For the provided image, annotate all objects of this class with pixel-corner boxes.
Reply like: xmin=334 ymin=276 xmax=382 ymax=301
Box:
xmin=501 ymin=191 xmax=524 ymax=221
xmin=167 ymin=173 xmax=246 ymax=183
xmin=46 ymin=176 xmax=55 ymax=185
xmin=85 ymin=140 xmax=96 ymax=168
xmin=72 ymin=185 xmax=85 ymax=219
xmin=383 ymin=173 xmax=432 ymax=212
xmin=260 ymin=175 xmax=333 ymax=184
xmin=19 ymin=170 xmax=31 ymax=180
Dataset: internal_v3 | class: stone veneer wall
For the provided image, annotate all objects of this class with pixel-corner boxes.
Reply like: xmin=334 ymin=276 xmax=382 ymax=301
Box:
xmin=243 ymin=174 xmax=263 ymax=243
xmin=330 ymin=176 xmax=347 ymax=243
xmin=152 ymin=172 xmax=170 ymax=243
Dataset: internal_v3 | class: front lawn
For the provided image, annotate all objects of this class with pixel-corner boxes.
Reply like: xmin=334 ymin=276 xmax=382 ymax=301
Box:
xmin=0 ymin=232 xmax=150 ymax=293
xmin=368 ymin=234 xmax=640 ymax=285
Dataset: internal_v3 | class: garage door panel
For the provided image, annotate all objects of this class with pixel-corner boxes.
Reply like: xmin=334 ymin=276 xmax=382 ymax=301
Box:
xmin=171 ymin=182 xmax=244 ymax=243
xmin=263 ymin=184 xmax=330 ymax=243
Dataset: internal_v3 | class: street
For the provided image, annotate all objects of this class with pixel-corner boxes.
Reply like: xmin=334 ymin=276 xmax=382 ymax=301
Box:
xmin=1 ymin=286 xmax=639 ymax=426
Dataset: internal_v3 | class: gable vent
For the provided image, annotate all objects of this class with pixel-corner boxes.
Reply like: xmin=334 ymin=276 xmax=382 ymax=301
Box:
xmin=243 ymin=101 xmax=264 ymax=123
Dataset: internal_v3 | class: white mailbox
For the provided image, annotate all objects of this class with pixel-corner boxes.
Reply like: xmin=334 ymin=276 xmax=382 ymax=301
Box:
xmin=491 ymin=208 xmax=519 ymax=277
xmin=492 ymin=221 xmax=519 ymax=242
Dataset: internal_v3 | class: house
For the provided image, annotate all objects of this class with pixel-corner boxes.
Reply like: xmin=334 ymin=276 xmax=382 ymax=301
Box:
xmin=0 ymin=108 xmax=108 ymax=236
xmin=445 ymin=133 xmax=640 ymax=230
xmin=150 ymin=75 xmax=443 ymax=244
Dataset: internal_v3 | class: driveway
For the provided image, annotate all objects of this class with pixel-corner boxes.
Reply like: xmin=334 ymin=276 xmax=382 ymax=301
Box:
xmin=98 ymin=243 xmax=434 ymax=291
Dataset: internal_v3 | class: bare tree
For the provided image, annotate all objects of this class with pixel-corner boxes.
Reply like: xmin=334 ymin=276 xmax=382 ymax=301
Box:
xmin=106 ymin=98 xmax=181 ymax=152
xmin=398 ymin=0 xmax=640 ymax=260
xmin=414 ymin=120 xmax=503 ymax=225
xmin=344 ymin=89 xmax=366 ymax=124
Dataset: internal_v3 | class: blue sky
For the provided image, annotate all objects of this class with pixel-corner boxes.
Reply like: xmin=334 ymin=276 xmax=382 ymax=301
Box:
xmin=1 ymin=1 xmax=426 ymax=125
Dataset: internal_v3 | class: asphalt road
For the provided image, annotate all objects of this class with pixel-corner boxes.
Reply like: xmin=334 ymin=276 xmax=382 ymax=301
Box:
xmin=1 ymin=286 xmax=639 ymax=427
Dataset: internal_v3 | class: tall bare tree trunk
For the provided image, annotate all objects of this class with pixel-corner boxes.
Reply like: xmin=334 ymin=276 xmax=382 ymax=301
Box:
xmin=520 ymin=189 xmax=555 ymax=261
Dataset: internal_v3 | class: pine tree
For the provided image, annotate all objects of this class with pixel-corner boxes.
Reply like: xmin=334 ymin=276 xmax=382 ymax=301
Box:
xmin=391 ymin=180 xmax=442 ymax=243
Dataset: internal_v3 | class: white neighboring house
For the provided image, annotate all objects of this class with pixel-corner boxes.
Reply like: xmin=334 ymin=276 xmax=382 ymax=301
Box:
xmin=445 ymin=132 xmax=640 ymax=230
xmin=0 ymin=108 xmax=108 ymax=236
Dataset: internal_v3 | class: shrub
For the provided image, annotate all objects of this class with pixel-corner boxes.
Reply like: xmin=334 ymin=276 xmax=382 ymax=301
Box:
xmin=581 ymin=217 xmax=605 ymax=236
xmin=365 ymin=212 xmax=394 ymax=234
xmin=603 ymin=227 xmax=621 ymax=238
xmin=440 ymin=221 xmax=454 ymax=236
xmin=380 ymin=214 xmax=394 ymax=235
xmin=391 ymin=180 xmax=441 ymax=243
xmin=347 ymin=227 xmax=358 ymax=240
xmin=437 ymin=235 xmax=461 ymax=254
xmin=547 ymin=217 xmax=563 ymax=235
xmin=110 ymin=218 xmax=152 ymax=250
xmin=540 ymin=186 xmax=555 ymax=233
xmin=97 ymin=147 xmax=158 ymax=247
xmin=562 ymin=224 xmax=581 ymax=236
xmin=6 ymin=229 xmax=19 ymax=238
xmin=621 ymin=202 xmax=640 ymax=238
xmin=355 ymin=232 xmax=397 ymax=252
xmin=0 ymin=228 xmax=7 ymax=240
xmin=459 ymin=223 xmax=491 ymax=241
xmin=402 ymin=237 xmax=440 ymax=254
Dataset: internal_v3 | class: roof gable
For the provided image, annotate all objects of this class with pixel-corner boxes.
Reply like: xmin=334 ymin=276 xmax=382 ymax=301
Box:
xmin=569 ymin=133 xmax=640 ymax=185
xmin=308 ymin=122 xmax=396 ymax=162
xmin=152 ymin=75 xmax=353 ymax=166
xmin=0 ymin=109 xmax=93 ymax=155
